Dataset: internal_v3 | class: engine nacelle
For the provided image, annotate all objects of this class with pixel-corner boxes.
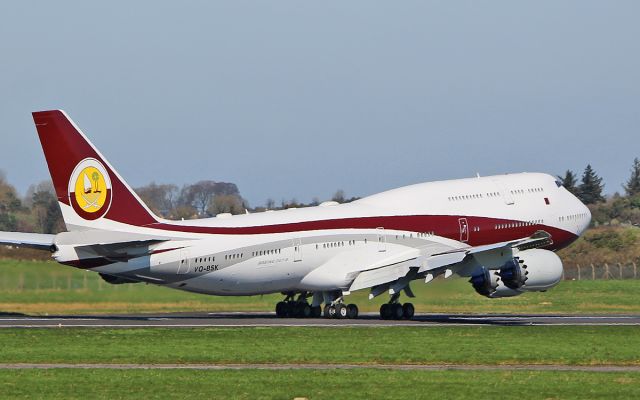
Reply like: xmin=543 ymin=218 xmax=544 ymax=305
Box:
xmin=469 ymin=268 xmax=522 ymax=298
xmin=469 ymin=267 xmax=499 ymax=297
xmin=512 ymin=249 xmax=563 ymax=292
xmin=498 ymin=258 xmax=527 ymax=290
xmin=470 ymin=249 xmax=563 ymax=298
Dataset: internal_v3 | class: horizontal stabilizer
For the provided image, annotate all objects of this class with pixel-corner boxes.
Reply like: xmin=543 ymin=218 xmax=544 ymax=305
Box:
xmin=0 ymin=231 xmax=55 ymax=250
xmin=55 ymin=230 xmax=177 ymax=259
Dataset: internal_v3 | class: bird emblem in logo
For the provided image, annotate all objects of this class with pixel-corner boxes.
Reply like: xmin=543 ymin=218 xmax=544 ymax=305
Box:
xmin=68 ymin=158 xmax=112 ymax=220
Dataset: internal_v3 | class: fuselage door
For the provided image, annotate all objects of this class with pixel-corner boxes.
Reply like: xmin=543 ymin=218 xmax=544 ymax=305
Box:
xmin=178 ymin=249 xmax=190 ymax=274
xmin=458 ymin=218 xmax=469 ymax=243
xmin=492 ymin=179 xmax=515 ymax=205
xmin=293 ymin=239 xmax=302 ymax=262
xmin=377 ymin=227 xmax=387 ymax=252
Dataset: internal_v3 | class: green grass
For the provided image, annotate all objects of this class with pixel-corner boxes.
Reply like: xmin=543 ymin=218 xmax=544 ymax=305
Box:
xmin=1 ymin=326 xmax=639 ymax=365
xmin=1 ymin=369 xmax=639 ymax=399
xmin=2 ymin=259 xmax=640 ymax=314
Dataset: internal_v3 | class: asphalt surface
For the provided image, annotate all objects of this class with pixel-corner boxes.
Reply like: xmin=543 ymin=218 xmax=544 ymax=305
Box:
xmin=1 ymin=312 xmax=639 ymax=328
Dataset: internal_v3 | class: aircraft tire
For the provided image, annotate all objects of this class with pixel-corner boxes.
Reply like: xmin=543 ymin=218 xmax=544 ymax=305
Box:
xmin=328 ymin=305 xmax=338 ymax=318
xmin=301 ymin=304 xmax=312 ymax=318
xmin=336 ymin=304 xmax=348 ymax=319
xmin=391 ymin=303 xmax=404 ymax=320
xmin=346 ymin=304 xmax=359 ymax=319
xmin=311 ymin=306 xmax=322 ymax=318
xmin=380 ymin=304 xmax=391 ymax=320
xmin=402 ymin=303 xmax=415 ymax=320
xmin=275 ymin=301 xmax=287 ymax=318
xmin=292 ymin=302 xmax=303 ymax=318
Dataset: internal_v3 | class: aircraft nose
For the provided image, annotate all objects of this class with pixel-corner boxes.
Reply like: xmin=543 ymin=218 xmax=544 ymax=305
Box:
xmin=578 ymin=199 xmax=591 ymax=235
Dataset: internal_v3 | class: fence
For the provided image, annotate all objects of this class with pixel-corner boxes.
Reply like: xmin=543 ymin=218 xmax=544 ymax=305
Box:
xmin=563 ymin=262 xmax=638 ymax=280
xmin=0 ymin=268 xmax=134 ymax=292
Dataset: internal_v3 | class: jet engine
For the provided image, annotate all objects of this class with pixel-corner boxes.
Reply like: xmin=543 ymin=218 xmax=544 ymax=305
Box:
xmin=470 ymin=249 xmax=563 ymax=298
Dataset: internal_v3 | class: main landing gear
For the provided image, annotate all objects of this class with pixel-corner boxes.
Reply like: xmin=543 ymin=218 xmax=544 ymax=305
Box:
xmin=323 ymin=303 xmax=359 ymax=319
xmin=380 ymin=293 xmax=415 ymax=320
xmin=274 ymin=292 xmax=358 ymax=319
xmin=275 ymin=293 xmax=321 ymax=318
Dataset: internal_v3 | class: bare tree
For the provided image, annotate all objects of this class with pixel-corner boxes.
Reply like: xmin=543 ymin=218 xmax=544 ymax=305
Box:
xmin=208 ymin=194 xmax=246 ymax=215
xmin=265 ymin=198 xmax=275 ymax=210
xmin=135 ymin=182 xmax=179 ymax=217
xmin=180 ymin=181 xmax=240 ymax=216
xmin=332 ymin=189 xmax=346 ymax=203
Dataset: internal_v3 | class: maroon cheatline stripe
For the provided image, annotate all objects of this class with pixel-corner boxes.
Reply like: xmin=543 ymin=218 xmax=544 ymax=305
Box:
xmin=144 ymin=214 xmax=578 ymax=250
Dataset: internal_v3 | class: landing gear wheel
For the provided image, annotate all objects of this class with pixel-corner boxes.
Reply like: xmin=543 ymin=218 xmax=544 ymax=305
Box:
xmin=335 ymin=304 xmax=348 ymax=319
xmin=301 ymin=304 xmax=312 ymax=318
xmin=310 ymin=306 xmax=322 ymax=318
xmin=402 ymin=303 xmax=415 ymax=320
xmin=391 ymin=303 xmax=404 ymax=320
xmin=325 ymin=305 xmax=337 ymax=318
xmin=275 ymin=301 xmax=287 ymax=318
xmin=380 ymin=304 xmax=392 ymax=320
xmin=346 ymin=304 xmax=359 ymax=319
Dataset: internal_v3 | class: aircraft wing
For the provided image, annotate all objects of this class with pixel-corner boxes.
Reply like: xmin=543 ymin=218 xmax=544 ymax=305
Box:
xmin=0 ymin=231 xmax=55 ymax=250
xmin=342 ymin=230 xmax=553 ymax=295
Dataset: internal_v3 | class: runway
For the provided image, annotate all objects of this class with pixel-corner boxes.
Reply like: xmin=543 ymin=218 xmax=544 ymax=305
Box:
xmin=1 ymin=312 xmax=639 ymax=328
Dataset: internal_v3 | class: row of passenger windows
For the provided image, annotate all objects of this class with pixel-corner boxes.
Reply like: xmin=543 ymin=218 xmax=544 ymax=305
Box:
xmin=225 ymin=253 xmax=243 ymax=260
xmin=512 ymin=187 xmax=544 ymax=195
xmin=417 ymin=232 xmax=435 ymax=237
xmin=251 ymin=249 xmax=281 ymax=257
xmin=318 ymin=241 xmax=353 ymax=249
xmin=559 ymin=213 xmax=588 ymax=222
xmin=448 ymin=187 xmax=546 ymax=202
xmin=495 ymin=220 xmax=543 ymax=229
xmin=195 ymin=256 xmax=215 ymax=263
xmin=449 ymin=193 xmax=494 ymax=201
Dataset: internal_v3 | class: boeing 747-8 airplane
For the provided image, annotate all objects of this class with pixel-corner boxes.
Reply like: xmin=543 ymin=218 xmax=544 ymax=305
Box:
xmin=0 ymin=110 xmax=591 ymax=319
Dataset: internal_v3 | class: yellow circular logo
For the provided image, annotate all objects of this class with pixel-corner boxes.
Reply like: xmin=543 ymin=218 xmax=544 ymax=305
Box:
xmin=74 ymin=166 xmax=108 ymax=213
xmin=68 ymin=158 xmax=112 ymax=220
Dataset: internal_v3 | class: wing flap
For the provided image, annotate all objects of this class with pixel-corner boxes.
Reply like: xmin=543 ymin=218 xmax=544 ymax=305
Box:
xmin=349 ymin=261 xmax=412 ymax=292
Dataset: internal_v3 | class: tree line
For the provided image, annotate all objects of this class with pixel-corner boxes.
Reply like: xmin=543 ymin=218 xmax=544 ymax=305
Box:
xmin=0 ymin=170 xmax=355 ymax=234
xmin=558 ymin=158 xmax=640 ymax=226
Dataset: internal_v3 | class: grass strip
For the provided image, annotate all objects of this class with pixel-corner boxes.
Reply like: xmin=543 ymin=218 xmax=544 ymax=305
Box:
xmin=0 ymin=369 xmax=639 ymax=399
xmin=2 ymin=260 xmax=640 ymax=314
xmin=1 ymin=326 xmax=639 ymax=366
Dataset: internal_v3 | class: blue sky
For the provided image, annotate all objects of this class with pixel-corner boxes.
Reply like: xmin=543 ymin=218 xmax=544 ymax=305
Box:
xmin=1 ymin=1 xmax=638 ymax=206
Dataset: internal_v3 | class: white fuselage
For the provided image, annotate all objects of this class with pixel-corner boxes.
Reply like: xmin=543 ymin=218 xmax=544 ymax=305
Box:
xmin=60 ymin=172 xmax=589 ymax=296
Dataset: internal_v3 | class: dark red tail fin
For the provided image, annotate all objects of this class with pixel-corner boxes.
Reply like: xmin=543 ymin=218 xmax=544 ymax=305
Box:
xmin=33 ymin=110 xmax=159 ymax=230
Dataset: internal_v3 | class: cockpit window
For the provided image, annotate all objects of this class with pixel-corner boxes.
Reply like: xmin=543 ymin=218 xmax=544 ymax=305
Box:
xmin=555 ymin=180 xmax=562 ymax=188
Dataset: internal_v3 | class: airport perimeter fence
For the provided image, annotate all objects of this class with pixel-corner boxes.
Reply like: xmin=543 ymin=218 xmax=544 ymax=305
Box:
xmin=1 ymin=262 xmax=639 ymax=294
xmin=0 ymin=268 xmax=136 ymax=293
xmin=562 ymin=262 xmax=638 ymax=281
